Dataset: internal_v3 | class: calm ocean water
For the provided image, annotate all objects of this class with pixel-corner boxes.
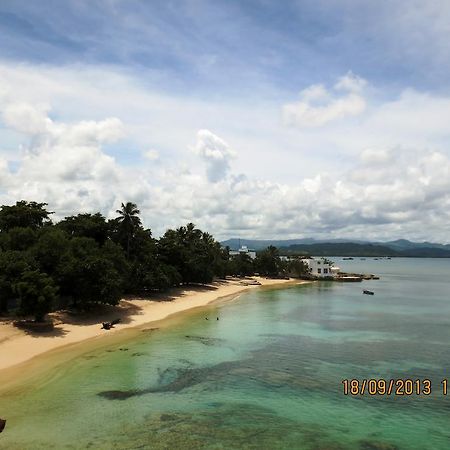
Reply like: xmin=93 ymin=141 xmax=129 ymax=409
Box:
xmin=1 ymin=258 xmax=450 ymax=449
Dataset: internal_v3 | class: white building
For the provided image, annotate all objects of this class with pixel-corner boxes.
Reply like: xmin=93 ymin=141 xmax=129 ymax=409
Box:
xmin=303 ymin=257 xmax=336 ymax=278
xmin=229 ymin=245 xmax=257 ymax=260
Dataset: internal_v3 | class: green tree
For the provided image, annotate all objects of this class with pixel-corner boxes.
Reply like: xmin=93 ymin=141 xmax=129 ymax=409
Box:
xmin=61 ymin=237 xmax=128 ymax=309
xmin=126 ymin=227 xmax=181 ymax=292
xmin=0 ymin=251 xmax=36 ymax=314
xmin=159 ymin=223 xmax=221 ymax=284
xmin=57 ymin=213 xmax=109 ymax=245
xmin=211 ymin=243 xmax=230 ymax=279
xmin=255 ymin=245 xmax=281 ymax=277
xmin=158 ymin=228 xmax=187 ymax=282
xmin=207 ymin=235 xmax=233 ymax=279
xmin=229 ymin=253 xmax=254 ymax=276
xmin=14 ymin=270 xmax=58 ymax=322
xmin=32 ymin=228 xmax=71 ymax=276
xmin=114 ymin=202 xmax=142 ymax=258
xmin=0 ymin=227 xmax=38 ymax=252
xmin=287 ymin=258 xmax=309 ymax=278
xmin=0 ymin=201 xmax=52 ymax=231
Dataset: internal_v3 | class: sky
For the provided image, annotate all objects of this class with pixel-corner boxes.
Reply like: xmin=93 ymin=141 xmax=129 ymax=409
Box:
xmin=0 ymin=0 xmax=450 ymax=242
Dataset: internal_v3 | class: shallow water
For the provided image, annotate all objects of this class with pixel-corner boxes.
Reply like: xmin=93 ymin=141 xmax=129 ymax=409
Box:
xmin=1 ymin=258 xmax=450 ymax=449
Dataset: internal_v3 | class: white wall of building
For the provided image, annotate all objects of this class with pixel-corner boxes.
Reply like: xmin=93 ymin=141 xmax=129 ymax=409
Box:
xmin=229 ymin=245 xmax=257 ymax=260
xmin=304 ymin=257 xmax=334 ymax=278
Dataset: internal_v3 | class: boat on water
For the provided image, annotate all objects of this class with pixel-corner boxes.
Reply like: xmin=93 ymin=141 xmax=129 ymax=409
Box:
xmin=363 ymin=290 xmax=374 ymax=295
xmin=343 ymin=257 xmax=354 ymax=260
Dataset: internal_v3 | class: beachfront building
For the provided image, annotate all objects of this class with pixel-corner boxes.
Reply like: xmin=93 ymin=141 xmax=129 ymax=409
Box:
xmin=303 ymin=257 xmax=336 ymax=278
xmin=229 ymin=245 xmax=257 ymax=260
xmin=330 ymin=266 xmax=341 ymax=276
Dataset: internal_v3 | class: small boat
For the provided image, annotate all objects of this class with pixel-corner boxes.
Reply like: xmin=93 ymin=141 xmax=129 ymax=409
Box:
xmin=363 ymin=290 xmax=374 ymax=295
xmin=343 ymin=257 xmax=354 ymax=260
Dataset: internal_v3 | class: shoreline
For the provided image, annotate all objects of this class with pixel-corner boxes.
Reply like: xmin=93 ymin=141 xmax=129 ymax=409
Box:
xmin=0 ymin=277 xmax=307 ymax=375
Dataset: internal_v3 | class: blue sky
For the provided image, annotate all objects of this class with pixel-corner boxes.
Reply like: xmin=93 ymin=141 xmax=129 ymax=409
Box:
xmin=2 ymin=0 xmax=448 ymax=94
xmin=0 ymin=0 xmax=450 ymax=241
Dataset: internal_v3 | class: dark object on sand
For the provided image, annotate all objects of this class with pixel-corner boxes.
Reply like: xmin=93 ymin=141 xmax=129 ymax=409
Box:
xmin=0 ymin=418 xmax=6 ymax=433
xmin=101 ymin=318 xmax=121 ymax=330
xmin=13 ymin=320 xmax=54 ymax=332
xmin=363 ymin=290 xmax=374 ymax=295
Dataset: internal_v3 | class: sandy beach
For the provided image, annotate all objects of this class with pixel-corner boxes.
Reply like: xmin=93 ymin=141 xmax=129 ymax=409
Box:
xmin=0 ymin=277 xmax=306 ymax=373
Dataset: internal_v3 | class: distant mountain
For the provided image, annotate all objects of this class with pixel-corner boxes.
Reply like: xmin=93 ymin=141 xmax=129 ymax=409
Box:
xmin=221 ymin=238 xmax=450 ymax=257
xmin=278 ymin=243 xmax=399 ymax=257
xmin=380 ymin=239 xmax=450 ymax=251
xmin=278 ymin=242 xmax=450 ymax=257
xmin=221 ymin=238 xmax=367 ymax=251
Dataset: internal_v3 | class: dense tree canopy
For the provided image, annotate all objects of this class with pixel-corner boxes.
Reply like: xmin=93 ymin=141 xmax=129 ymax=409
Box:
xmin=158 ymin=223 xmax=226 ymax=284
xmin=0 ymin=200 xmax=301 ymax=322
xmin=0 ymin=201 xmax=52 ymax=231
xmin=14 ymin=269 xmax=58 ymax=322
xmin=255 ymin=245 xmax=283 ymax=277
xmin=0 ymin=200 xmax=246 ymax=321
xmin=57 ymin=213 xmax=109 ymax=245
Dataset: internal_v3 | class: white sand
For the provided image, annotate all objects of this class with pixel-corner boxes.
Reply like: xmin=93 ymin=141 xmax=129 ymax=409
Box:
xmin=0 ymin=277 xmax=306 ymax=372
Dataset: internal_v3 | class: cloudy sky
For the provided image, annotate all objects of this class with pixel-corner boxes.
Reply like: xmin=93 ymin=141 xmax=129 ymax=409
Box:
xmin=0 ymin=0 xmax=450 ymax=242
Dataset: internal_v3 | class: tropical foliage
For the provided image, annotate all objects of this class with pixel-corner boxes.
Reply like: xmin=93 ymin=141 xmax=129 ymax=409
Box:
xmin=0 ymin=201 xmax=235 ymax=321
xmin=0 ymin=200 xmax=304 ymax=322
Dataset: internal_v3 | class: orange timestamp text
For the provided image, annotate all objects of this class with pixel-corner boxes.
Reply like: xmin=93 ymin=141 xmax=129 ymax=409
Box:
xmin=342 ymin=378 xmax=448 ymax=396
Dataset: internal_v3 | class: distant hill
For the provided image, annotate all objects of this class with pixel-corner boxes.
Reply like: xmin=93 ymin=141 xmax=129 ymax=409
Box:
xmin=221 ymin=238 xmax=367 ymax=251
xmin=278 ymin=243 xmax=399 ymax=257
xmin=379 ymin=239 xmax=450 ymax=251
xmin=221 ymin=238 xmax=450 ymax=257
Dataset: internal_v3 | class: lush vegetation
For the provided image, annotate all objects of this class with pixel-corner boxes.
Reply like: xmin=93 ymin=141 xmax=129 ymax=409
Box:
xmin=0 ymin=201 xmax=231 ymax=321
xmin=0 ymin=200 xmax=301 ymax=323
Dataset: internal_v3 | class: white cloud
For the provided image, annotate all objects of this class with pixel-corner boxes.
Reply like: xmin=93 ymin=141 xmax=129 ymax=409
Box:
xmin=0 ymin=104 xmax=126 ymax=216
xmin=143 ymin=149 xmax=159 ymax=160
xmin=191 ymin=129 xmax=236 ymax=182
xmin=334 ymin=72 xmax=367 ymax=92
xmin=1 ymin=63 xmax=450 ymax=242
xmin=360 ymin=148 xmax=393 ymax=165
xmin=300 ymin=84 xmax=329 ymax=102
xmin=64 ymin=118 xmax=125 ymax=145
xmin=2 ymin=102 xmax=51 ymax=135
xmin=283 ymin=73 xmax=367 ymax=127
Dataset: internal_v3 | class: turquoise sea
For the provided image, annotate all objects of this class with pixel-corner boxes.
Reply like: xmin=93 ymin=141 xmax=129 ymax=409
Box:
xmin=1 ymin=258 xmax=450 ymax=449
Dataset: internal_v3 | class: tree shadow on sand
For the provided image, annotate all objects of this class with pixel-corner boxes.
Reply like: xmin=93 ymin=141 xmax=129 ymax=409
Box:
xmin=53 ymin=300 xmax=144 ymax=327
xmin=125 ymin=281 xmax=229 ymax=303
xmin=19 ymin=326 xmax=69 ymax=339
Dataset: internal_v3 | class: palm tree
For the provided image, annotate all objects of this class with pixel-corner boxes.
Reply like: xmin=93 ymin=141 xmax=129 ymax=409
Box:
xmin=115 ymin=202 xmax=142 ymax=258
